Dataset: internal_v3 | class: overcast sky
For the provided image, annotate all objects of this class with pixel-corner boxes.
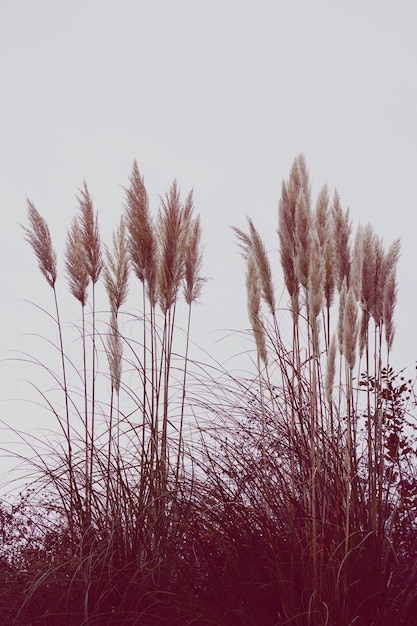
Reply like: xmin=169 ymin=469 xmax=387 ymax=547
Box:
xmin=1 ymin=1 xmax=417 ymax=471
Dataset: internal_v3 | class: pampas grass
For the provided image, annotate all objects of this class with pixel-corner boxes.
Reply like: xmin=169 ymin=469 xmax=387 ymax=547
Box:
xmin=7 ymin=163 xmax=208 ymax=624
xmin=226 ymin=153 xmax=417 ymax=623
xmin=3 ymin=155 xmax=417 ymax=626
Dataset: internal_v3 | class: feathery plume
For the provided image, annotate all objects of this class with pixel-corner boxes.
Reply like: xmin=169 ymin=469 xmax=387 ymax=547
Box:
xmin=370 ymin=234 xmax=384 ymax=325
xmin=247 ymin=218 xmax=276 ymax=315
xmin=358 ymin=308 xmax=368 ymax=359
xmin=278 ymin=155 xmax=310 ymax=314
xmin=103 ymin=217 xmax=130 ymax=314
xmin=350 ymin=224 xmax=364 ymax=302
xmin=293 ymin=153 xmax=311 ymax=209
xmin=77 ymin=182 xmax=103 ymax=284
xmin=291 ymin=156 xmax=312 ymax=292
xmin=246 ymin=253 xmax=267 ymax=365
xmin=338 ymin=279 xmax=347 ymax=354
xmin=278 ymin=181 xmax=299 ymax=305
xmin=294 ymin=188 xmax=312 ymax=289
xmin=22 ymin=201 xmax=57 ymax=288
xmin=315 ymin=185 xmax=335 ymax=310
xmin=107 ymin=312 xmax=123 ymax=395
xmin=382 ymin=239 xmax=400 ymax=352
xmin=157 ymin=182 xmax=192 ymax=314
xmin=323 ymin=236 xmax=335 ymax=312
xmin=383 ymin=238 xmax=401 ymax=277
xmin=308 ymin=230 xmax=324 ymax=319
xmin=383 ymin=267 xmax=397 ymax=353
xmin=65 ymin=216 xmax=89 ymax=305
xmin=359 ymin=224 xmax=378 ymax=317
xmin=332 ymin=191 xmax=351 ymax=290
xmin=314 ymin=185 xmax=329 ymax=248
xmin=343 ymin=285 xmax=358 ymax=370
xmin=233 ymin=224 xmax=252 ymax=259
xmin=234 ymin=218 xmax=275 ymax=315
xmin=184 ymin=214 xmax=206 ymax=305
xmin=124 ymin=161 xmax=157 ymax=305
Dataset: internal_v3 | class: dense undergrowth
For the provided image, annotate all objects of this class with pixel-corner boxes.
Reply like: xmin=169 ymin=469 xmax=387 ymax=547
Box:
xmin=2 ymin=156 xmax=417 ymax=625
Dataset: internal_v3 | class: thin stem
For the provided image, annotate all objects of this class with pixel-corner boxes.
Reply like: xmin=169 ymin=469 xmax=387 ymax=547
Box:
xmin=175 ymin=302 xmax=192 ymax=492
xmin=52 ymin=285 xmax=75 ymax=536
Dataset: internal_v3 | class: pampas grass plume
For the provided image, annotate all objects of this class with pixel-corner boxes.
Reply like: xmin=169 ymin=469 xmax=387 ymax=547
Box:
xmin=157 ymin=183 xmax=192 ymax=313
xmin=65 ymin=216 xmax=89 ymax=306
xmin=184 ymin=214 xmax=206 ymax=305
xmin=103 ymin=217 xmax=129 ymax=314
xmin=338 ymin=279 xmax=347 ymax=355
xmin=22 ymin=201 xmax=57 ymax=288
xmin=246 ymin=253 xmax=267 ymax=365
xmin=343 ymin=285 xmax=358 ymax=370
xmin=125 ymin=160 xmax=157 ymax=305
xmin=107 ymin=312 xmax=123 ymax=394
xmin=294 ymin=189 xmax=311 ymax=290
xmin=383 ymin=239 xmax=400 ymax=352
xmin=77 ymin=182 xmax=103 ymax=284
xmin=233 ymin=217 xmax=275 ymax=315
xmin=332 ymin=191 xmax=351 ymax=291
xmin=248 ymin=218 xmax=276 ymax=315
xmin=308 ymin=230 xmax=324 ymax=319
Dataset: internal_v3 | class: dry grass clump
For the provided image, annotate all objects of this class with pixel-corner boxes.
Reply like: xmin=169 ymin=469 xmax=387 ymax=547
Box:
xmin=5 ymin=162 xmax=206 ymax=624
xmin=2 ymin=155 xmax=417 ymax=625
xmin=224 ymin=153 xmax=417 ymax=623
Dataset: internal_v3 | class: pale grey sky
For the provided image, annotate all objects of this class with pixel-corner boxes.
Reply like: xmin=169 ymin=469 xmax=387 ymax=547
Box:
xmin=1 ymin=1 xmax=417 ymax=464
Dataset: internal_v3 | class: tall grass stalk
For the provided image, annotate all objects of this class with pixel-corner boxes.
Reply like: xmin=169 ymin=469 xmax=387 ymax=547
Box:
xmin=22 ymin=202 xmax=77 ymax=536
